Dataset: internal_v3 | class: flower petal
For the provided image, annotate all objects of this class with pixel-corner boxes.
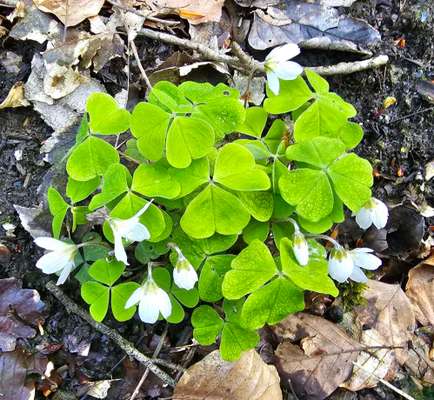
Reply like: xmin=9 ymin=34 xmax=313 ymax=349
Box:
xmin=293 ymin=238 xmax=309 ymax=266
xmin=156 ymin=288 xmax=172 ymax=319
xmin=56 ymin=262 xmax=74 ymax=285
xmin=349 ymin=266 xmax=368 ymax=283
xmin=36 ymin=251 xmax=70 ymax=274
xmin=351 ymin=251 xmax=381 ymax=270
xmin=267 ymin=43 xmax=300 ymax=62
xmin=173 ymin=265 xmax=198 ymax=290
xmin=34 ymin=237 xmax=71 ymax=251
xmin=267 ymin=71 xmax=280 ymax=95
xmin=372 ymin=199 xmax=388 ymax=229
xmin=273 ymin=61 xmax=303 ymax=80
xmin=123 ymin=222 xmax=150 ymax=242
xmin=138 ymin=297 xmax=159 ymax=323
xmin=328 ymin=253 xmax=353 ymax=283
xmin=133 ymin=201 xmax=153 ymax=219
xmin=355 ymin=207 xmax=373 ymax=230
xmin=113 ymin=231 xmax=129 ymax=265
xmin=125 ymin=286 xmax=144 ymax=308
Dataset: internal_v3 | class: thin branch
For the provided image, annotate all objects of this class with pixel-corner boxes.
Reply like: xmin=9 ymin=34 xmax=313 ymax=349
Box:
xmin=45 ymin=282 xmax=177 ymax=387
xmin=130 ymin=40 xmax=153 ymax=91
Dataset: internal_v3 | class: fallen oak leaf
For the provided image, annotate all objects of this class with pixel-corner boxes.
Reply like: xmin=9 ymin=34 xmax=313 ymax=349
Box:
xmin=173 ymin=349 xmax=282 ymax=399
xmin=405 ymin=254 xmax=434 ymax=326
xmin=33 ymin=0 xmax=105 ymax=27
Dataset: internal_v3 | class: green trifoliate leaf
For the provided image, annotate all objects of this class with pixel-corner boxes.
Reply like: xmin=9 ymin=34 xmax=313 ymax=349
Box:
xmin=279 ymin=169 xmax=334 ymax=222
xmin=191 ymin=305 xmax=224 ymax=345
xmin=241 ymin=277 xmax=305 ymax=329
xmin=66 ymin=176 xmax=100 ymax=204
xmin=148 ymin=81 xmax=190 ymax=112
xmin=271 ymin=221 xmax=294 ymax=249
xmin=170 ymin=157 xmax=210 ymax=198
xmin=166 ymin=116 xmax=215 ymax=168
xmin=220 ymin=321 xmax=259 ymax=361
xmin=111 ymin=282 xmax=139 ymax=322
xmin=234 ymin=139 xmax=270 ymax=163
xmin=305 ymin=69 xmax=329 ymax=94
xmin=89 ymin=164 xmax=130 ymax=210
xmin=242 ymin=220 xmax=269 ymax=244
xmin=237 ymin=191 xmax=273 ymax=222
xmin=180 ymin=184 xmax=250 ymax=239
xmin=285 ymin=137 xmax=345 ymax=168
xmin=337 ymin=121 xmax=364 ymax=149
xmin=264 ymin=119 xmax=287 ymax=154
xmin=88 ymin=259 xmax=125 ymax=286
xmin=130 ymin=102 xmax=170 ymax=161
xmin=172 ymin=285 xmax=199 ymax=308
xmin=166 ymin=295 xmax=185 ymax=324
xmin=47 ymin=187 xmax=69 ymax=239
xmin=198 ymin=255 xmax=235 ymax=302
xmin=213 ymin=143 xmax=270 ymax=191
xmin=236 ymin=107 xmax=267 ymax=138
xmin=86 ymin=93 xmax=130 ymax=135
xmin=280 ymin=238 xmax=338 ymax=296
xmin=66 ymin=136 xmax=119 ymax=181
xmin=264 ymin=77 xmax=313 ymax=114
xmin=222 ymin=240 xmax=277 ymax=299
xmin=132 ymin=161 xmax=181 ymax=199
xmin=272 ymin=194 xmax=295 ymax=220
xmin=327 ymin=153 xmax=373 ymax=212
xmin=135 ymin=240 xmax=170 ymax=264
xmin=75 ymin=114 xmax=89 ymax=145
xmin=81 ymin=281 xmax=110 ymax=322
xmin=179 ymin=81 xmax=239 ymax=103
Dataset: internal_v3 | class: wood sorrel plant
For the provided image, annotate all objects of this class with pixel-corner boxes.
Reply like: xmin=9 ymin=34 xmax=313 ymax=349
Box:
xmin=38 ymin=67 xmax=386 ymax=361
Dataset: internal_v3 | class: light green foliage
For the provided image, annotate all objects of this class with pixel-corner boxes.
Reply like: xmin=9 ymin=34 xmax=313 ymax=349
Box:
xmin=50 ymin=77 xmax=373 ymax=362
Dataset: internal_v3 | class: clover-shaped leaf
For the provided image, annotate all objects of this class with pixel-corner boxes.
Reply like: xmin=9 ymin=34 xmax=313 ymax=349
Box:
xmin=47 ymin=187 xmax=69 ymax=239
xmin=86 ymin=93 xmax=130 ymax=135
xmin=66 ymin=176 xmax=100 ymax=204
xmin=236 ymin=107 xmax=267 ymax=138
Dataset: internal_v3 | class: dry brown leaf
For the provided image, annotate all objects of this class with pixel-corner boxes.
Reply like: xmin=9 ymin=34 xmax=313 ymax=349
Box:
xmin=272 ymin=313 xmax=361 ymax=400
xmin=0 ymin=82 xmax=30 ymax=110
xmin=342 ymin=280 xmax=416 ymax=391
xmin=405 ymin=254 xmax=434 ymax=326
xmin=33 ymin=0 xmax=105 ymax=27
xmin=145 ymin=0 xmax=225 ymax=25
xmin=173 ymin=349 xmax=282 ymax=400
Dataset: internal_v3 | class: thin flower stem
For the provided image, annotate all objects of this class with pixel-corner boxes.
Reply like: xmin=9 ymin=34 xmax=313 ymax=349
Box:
xmin=287 ymin=217 xmax=300 ymax=232
xmin=305 ymin=233 xmax=341 ymax=249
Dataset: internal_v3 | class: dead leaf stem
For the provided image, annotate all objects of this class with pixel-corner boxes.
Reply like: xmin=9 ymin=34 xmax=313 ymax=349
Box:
xmin=130 ymin=40 xmax=152 ymax=91
xmin=46 ymin=281 xmax=177 ymax=387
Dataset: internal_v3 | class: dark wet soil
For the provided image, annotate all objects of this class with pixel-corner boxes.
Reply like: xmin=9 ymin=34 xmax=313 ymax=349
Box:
xmin=0 ymin=0 xmax=433 ymax=398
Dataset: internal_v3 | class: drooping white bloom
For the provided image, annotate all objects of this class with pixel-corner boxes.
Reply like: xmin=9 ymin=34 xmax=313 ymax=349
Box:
xmin=171 ymin=245 xmax=198 ymax=290
xmin=125 ymin=267 xmax=172 ymax=323
xmin=355 ymin=198 xmax=389 ymax=230
xmin=264 ymin=43 xmax=303 ymax=95
xmin=328 ymin=247 xmax=382 ymax=283
xmin=109 ymin=201 xmax=153 ymax=265
xmin=34 ymin=237 xmax=78 ymax=285
xmin=293 ymin=231 xmax=309 ymax=266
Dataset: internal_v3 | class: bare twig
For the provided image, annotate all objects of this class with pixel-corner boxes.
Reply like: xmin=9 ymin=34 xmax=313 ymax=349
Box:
xmin=45 ymin=281 xmax=177 ymax=387
xmin=130 ymin=40 xmax=153 ymax=91
xmin=130 ymin=325 xmax=168 ymax=400
xmin=387 ymin=106 xmax=434 ymax=124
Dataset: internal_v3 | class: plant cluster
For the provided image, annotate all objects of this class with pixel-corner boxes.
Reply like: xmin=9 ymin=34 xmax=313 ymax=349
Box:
xmin=36 ymin=56 xmax=388 ymax=361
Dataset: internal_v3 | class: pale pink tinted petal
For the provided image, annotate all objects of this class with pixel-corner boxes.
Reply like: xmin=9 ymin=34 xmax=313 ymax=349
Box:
xmin=328 ymin=255 xmax=353 ymax=283
xmin=350 ymin=266 xmax=368 ymax=283
xmin=267 ymin=43 xmax=300 ymax=62
xmin=138 ymin=298 xmax=159 ymax=323
xmin=125 ymin=287 xmax=144 ymax=308
xmin=56 ymin=262 xmax=74 ymax=285
xmin=113 ymin=231 xmax=129 ymax=265
xmin=36 ymin=251 xmax=69 ymax=273
xmin=34 ymin=237 xmax=70 ymax=251
xmin=352 ymin=251 xmax=382 ymax=270
xmin=267 ymin=71 xmax=280 ymax=95
xmin=274 ymin=61 xmax=303 ymax=80
xmin=123 ymin=222 xmax=150 ymax=242
xmin=157 ymin=288 xmax=172 ymax=319
xmin=355 ymin=207 xmax=373 ymax=229
xmin=372 ymin=199 xmax=388 ymax=229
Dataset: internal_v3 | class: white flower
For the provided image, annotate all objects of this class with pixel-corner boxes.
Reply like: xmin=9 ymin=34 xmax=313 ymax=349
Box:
xmin=328 ymin=247 xmax=382 ymax=283
xmin=34 ymin=237 xmax=78 ymax=285
xmin=355 ymin=198 xmax=388 ymax=230
xmin=125 ymin=268 xmax=172 ymax=324
xmin=109 ymin=201 xmax=153 ymax=265
xmin=293 ymin=231 xmax=309 ymax=266
xmin=264 ymin=43 xmax=303 ymax=95
xmin=172 ymin=247 xmax=198 ymax=290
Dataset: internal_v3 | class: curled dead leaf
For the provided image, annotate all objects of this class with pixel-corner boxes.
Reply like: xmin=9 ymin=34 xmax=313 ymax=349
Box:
xmin=33 ymin=0 xmax=105 ymax=27
xmin=0 ymin=82 xmax=30 ymax=110
xmin=405 ymin=255 xmax=434 ymax=326
xmin=173 ymin=349 xmax=282 ymax=400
